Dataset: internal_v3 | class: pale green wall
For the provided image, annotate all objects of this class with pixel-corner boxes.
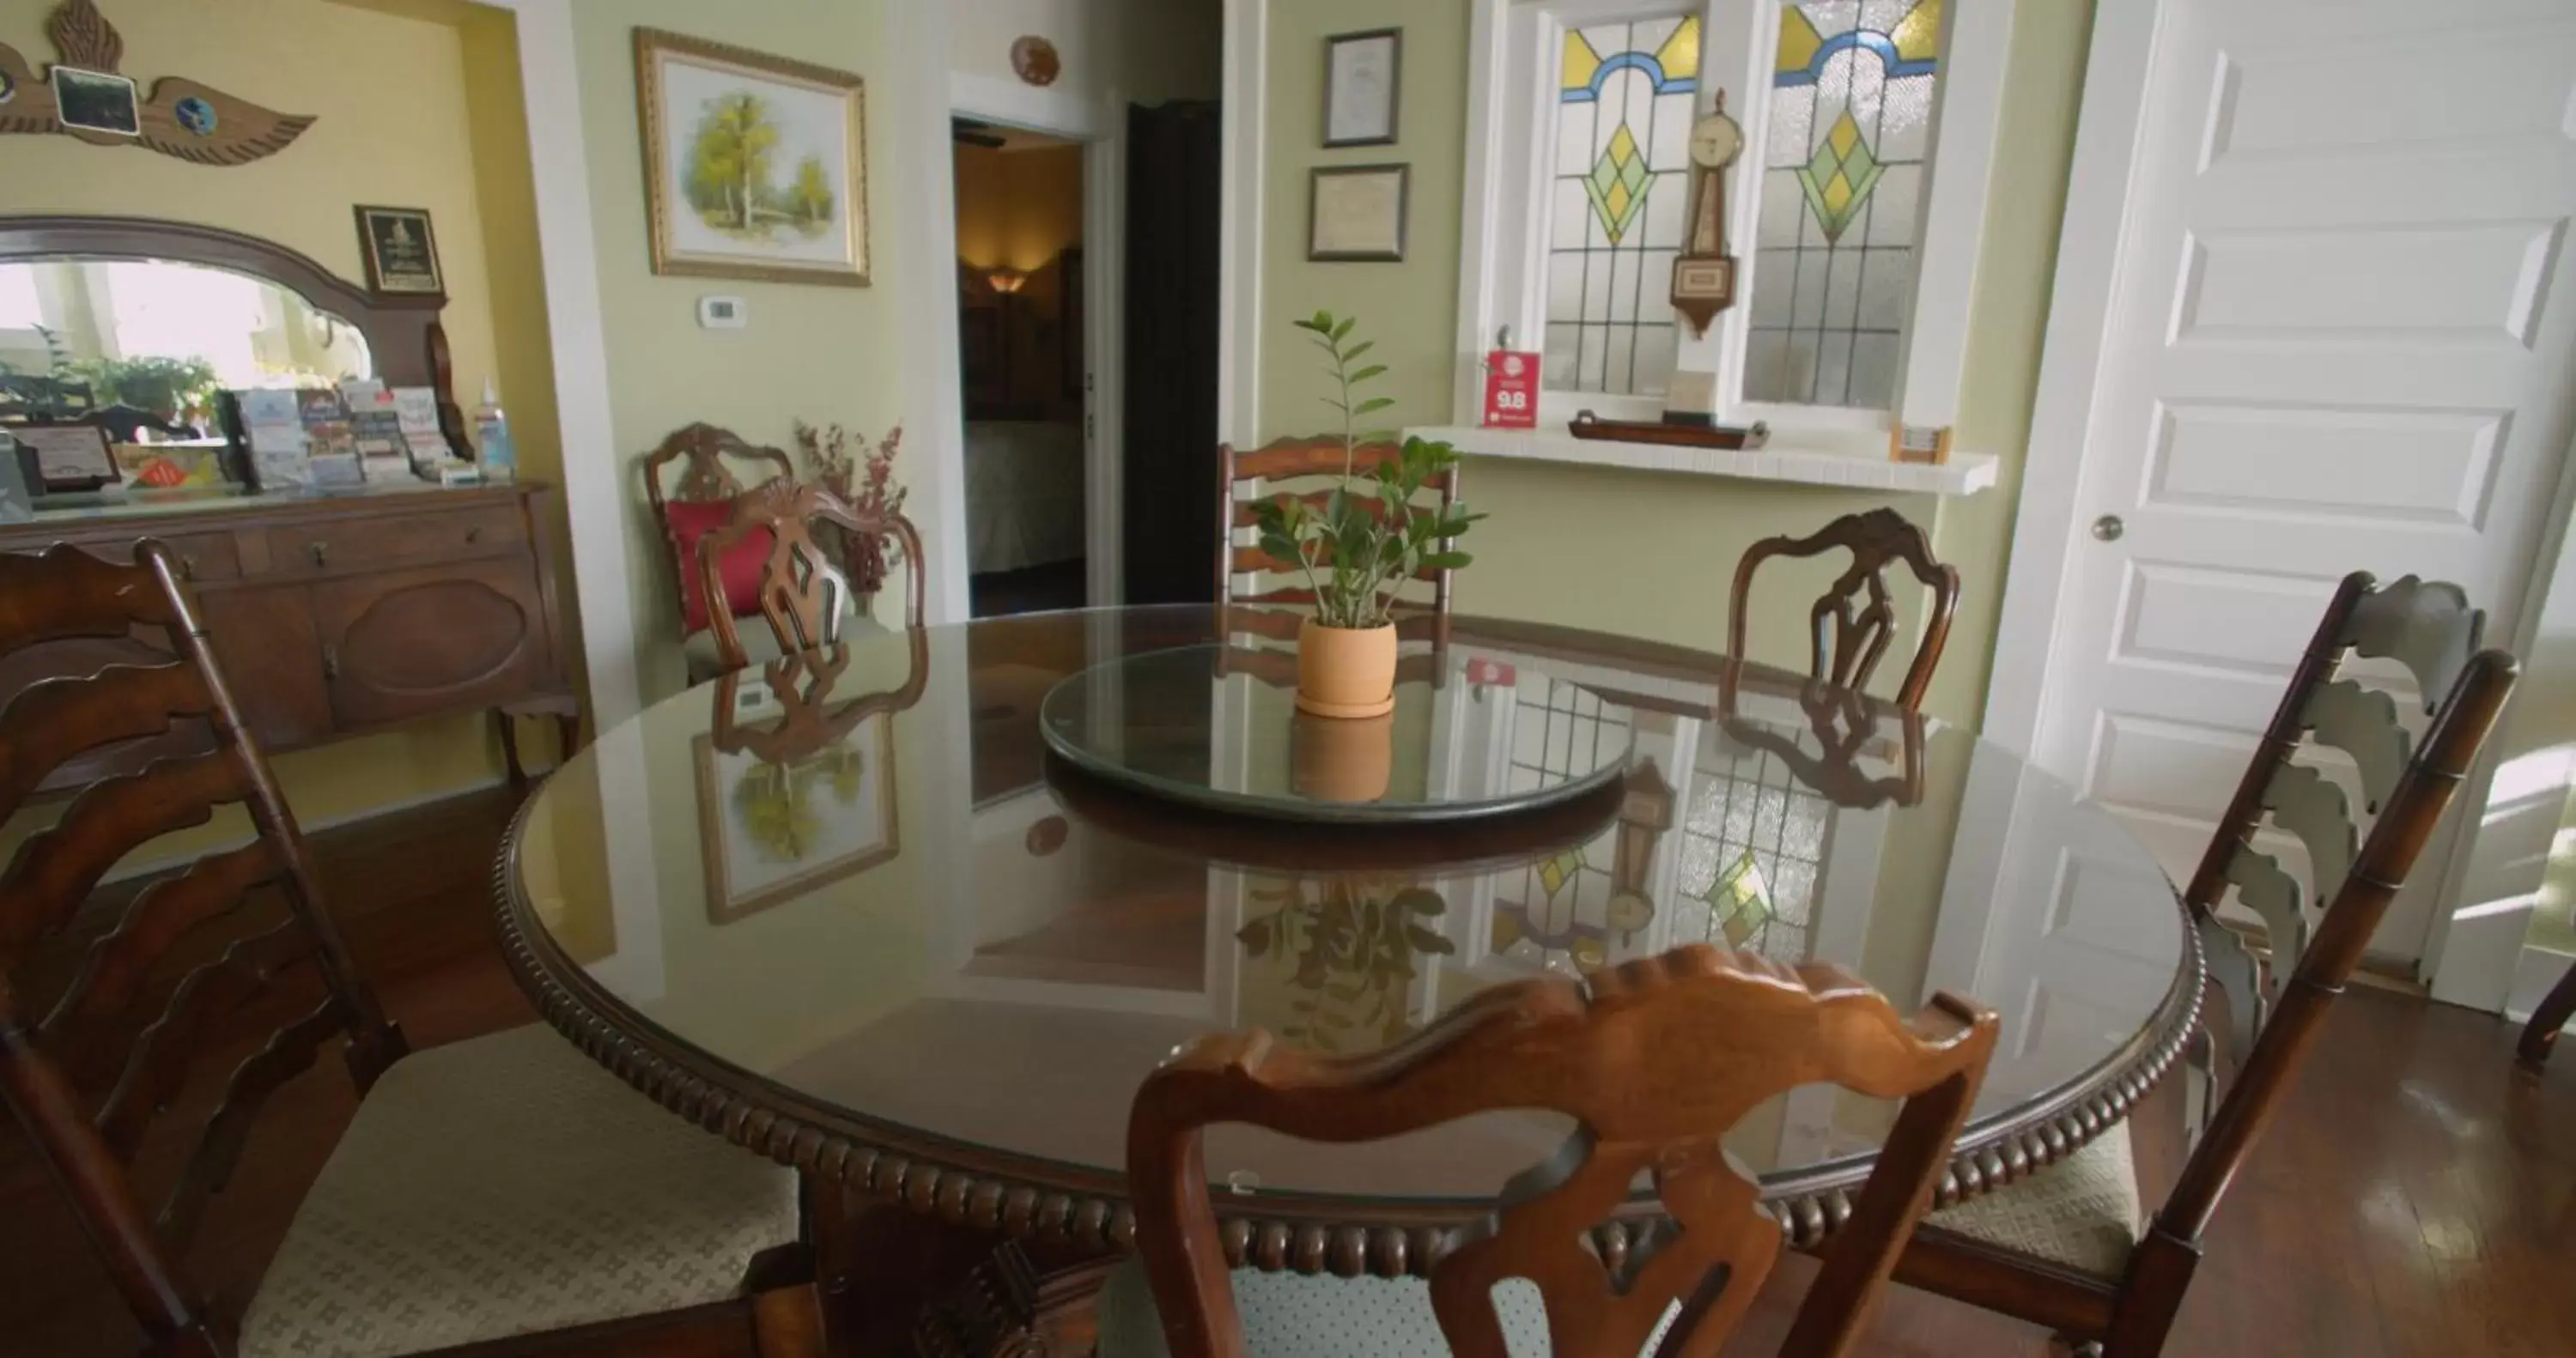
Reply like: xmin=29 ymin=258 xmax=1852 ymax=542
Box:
xmin=1258 ymin=0 xmax=2097 ymax=733
xmin=569 ymin=1 xmax=919 ymax=706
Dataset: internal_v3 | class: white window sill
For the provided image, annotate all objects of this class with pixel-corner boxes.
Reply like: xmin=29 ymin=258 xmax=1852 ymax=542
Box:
xmin=1406 ymin=424 xmax=2001 ymax=498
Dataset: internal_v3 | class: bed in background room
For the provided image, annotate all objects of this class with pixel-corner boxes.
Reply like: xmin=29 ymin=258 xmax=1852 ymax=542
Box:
xmin=964 ymin=419 xmax=1085 ymax=576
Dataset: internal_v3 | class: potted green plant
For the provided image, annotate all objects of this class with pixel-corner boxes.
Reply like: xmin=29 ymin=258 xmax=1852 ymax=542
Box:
xmin=1254 ymin=312 xmax=1480 ymax=718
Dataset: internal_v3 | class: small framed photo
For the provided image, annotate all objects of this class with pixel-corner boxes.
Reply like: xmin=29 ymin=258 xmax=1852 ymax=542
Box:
xmin=355 ymin=206 xmax=445 ymax=296
xmin=1322 ymin=28 xmax=1400 ymax=148
xmin=52 ymin=67 xmax=140 ymax=137
xmin=1309 ymin=164 xmax=1410 ymax=263
xmin=14 ymin=424 xmax=118 ymax=491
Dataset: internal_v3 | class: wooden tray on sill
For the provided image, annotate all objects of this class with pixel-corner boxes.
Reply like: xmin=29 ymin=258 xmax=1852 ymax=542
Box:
xmin=1568 ymin=411 xmax=1770 ymax=450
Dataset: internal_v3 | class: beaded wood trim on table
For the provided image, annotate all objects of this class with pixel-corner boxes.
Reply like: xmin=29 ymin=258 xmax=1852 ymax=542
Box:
xmin=490 ymin=803 xmax=2204 ymax=1279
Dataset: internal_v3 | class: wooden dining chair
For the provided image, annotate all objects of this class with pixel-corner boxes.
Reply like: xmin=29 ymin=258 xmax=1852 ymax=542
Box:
xmin=2517 ymin=950 xmax=2576 ymax=1068
xmin=696 ymin=477 xmax=926 ymax=674
xmin=709 ymin=627 xmax=932 ymax=767
xmin=1903 ymin=572 xmax=2518 ymax=1356
xmin=1728 ymin=507 xmax=1959 ymax=712
xmin=0 ymin=540 xmax=821 ymax=1357
xmin=1104 ymin=945 xmax=1999 ymax=1358
xmin=1218 ymin=434 xmax=1462 ymax=623
xmin=641 ymin=421 xmax=799 ymax=681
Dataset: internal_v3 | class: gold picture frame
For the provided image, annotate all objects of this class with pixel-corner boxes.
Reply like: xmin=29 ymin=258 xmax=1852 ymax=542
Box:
xmin=635 ymin=27 xmax=870 ymax=287
xmin=693 ymin=706 xmax=897 ymax=924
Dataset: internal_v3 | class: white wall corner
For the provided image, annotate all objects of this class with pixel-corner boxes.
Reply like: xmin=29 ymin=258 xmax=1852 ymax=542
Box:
xmin=1217 ymin=0 xmax=1267 ymax=446
xmin=471 ymin=0 xmax=642 ymax=730
xmin=950 ymin=69 xmax=1109 ymax=138
xmin=893 ymin=0 xmax=976 ymax=626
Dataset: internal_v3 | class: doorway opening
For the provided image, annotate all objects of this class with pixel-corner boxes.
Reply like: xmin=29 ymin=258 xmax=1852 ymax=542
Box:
xmin=955 ymin=118 xmax=1088 ymax=617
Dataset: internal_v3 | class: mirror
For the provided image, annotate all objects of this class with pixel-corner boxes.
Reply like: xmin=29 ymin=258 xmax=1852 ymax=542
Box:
xmin=0 ymin=257 xmax=374 ymax=435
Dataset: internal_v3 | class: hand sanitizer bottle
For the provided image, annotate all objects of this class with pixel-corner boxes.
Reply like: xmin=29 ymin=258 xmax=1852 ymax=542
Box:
xmin=475 ymin=377 xmax=517 ymax=482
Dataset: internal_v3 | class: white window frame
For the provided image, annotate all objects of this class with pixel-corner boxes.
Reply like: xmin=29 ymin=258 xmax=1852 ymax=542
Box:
xmin=1453 ymin=0 xmax=2014 ymax=451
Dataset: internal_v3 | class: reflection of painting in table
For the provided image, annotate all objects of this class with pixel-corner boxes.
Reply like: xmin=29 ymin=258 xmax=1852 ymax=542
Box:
xmin=694 ymin=711 xmax=896 ymax=923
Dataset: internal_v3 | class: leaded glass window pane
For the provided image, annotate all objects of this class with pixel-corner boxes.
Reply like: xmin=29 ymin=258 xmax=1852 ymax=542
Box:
xmin=1543 ymin=14 xmax=1700 ymax=399
xmin=1491 ymin=682 xmax=1637 ymax=973
xmin=1746 ymin=0 xmax=1941 ymax=409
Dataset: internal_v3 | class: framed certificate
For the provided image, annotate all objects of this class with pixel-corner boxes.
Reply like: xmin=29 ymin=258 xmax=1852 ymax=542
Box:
xmin=14 ymin=424 xmax=118 ymax=491
xmin=1309 ymin=164 xmax=1410 ymax=263
xmin=1322 ymin=28 xmax=1400 ymax=148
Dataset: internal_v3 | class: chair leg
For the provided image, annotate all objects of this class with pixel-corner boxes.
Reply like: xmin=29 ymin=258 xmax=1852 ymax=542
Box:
xmin=2518 ymin=957 xmax=2576 ymax=1070
xmin=495 ymin=708 xmax=529 ymax=786
xmin=751 ymin=1281 xmax=829 ymax=1358
xmin=2099 ymin=1228 xmax=2198 ymax=1358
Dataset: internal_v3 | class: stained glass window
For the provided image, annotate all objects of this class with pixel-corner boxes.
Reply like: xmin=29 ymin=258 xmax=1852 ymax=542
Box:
xmin=1674 ymin=752 xmax=1829 ymax=963
xmin=1490 ymin=684 xmax=1637 ymax=972
xmin=1543 ymin=14 xmax=1701 ymax=399
xmin=1745 ymin=0 xmax=1942 ymax=409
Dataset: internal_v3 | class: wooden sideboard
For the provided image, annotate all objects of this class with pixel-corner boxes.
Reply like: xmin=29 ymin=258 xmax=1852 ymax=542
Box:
xmin=0 ymin=482 xmax=579 ymax=792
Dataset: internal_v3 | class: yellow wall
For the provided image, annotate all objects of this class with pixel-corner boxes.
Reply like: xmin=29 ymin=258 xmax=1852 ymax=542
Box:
xmin=1258 ymin=0 xmax=2096 ymax=733
xmin=955 ymin=143 xmax=1084 ymax=275
xmin=0 ymin=0 xmax=558 ymax=868
xmin=569 ymin=0 xmax=918 ymax=707
xmin=951 ymin=0 xmax=1224 ymax=106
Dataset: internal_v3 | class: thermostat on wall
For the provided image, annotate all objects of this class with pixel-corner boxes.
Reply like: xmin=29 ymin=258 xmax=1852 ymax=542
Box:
xmin=697 ymin=295 xmax=747 ymax=329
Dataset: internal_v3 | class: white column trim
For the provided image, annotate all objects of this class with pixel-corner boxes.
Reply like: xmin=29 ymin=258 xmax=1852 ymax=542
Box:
xmin=1218 ymin=0 xmax=1267 ymax=446
xmin=1895 ymin=0 xmax=2015 ymax=431
xmin=469 ymin=0 xmax=641 ymax=730
xmin=891 ymin=0 xmax=974 ymax=626
xmin=1979 ymin=0 xmax=2166 ymax=756
xmin=949 ymin=70 xmax=1108 ymax=139
xmin=1084 ymin=129 xmax=1128 ymax=607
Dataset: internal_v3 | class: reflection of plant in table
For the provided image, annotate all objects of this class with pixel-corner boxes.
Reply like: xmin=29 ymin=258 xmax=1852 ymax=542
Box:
xmin=731 ymin=743 xmax=864 ymax=863
xmin=1237 ymin=877 xmax=1454 ymax=1052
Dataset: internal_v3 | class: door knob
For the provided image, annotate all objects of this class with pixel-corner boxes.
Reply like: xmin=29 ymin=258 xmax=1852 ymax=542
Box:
xmin=2091 ymin=515 xmax=2124 ymax=542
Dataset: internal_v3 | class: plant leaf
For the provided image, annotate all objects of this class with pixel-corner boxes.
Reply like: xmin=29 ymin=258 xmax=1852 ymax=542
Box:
xmin=1331 ymin=315 xmax=1358 ymax=342
xmin=1354 ymin=396 xmax=1396 ymax=415
xmin=1349 ymin=364 xmax=1388 ymax=384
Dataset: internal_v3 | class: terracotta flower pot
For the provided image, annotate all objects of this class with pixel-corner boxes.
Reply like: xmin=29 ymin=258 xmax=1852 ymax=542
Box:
xmin=1292 ymin=709 xmax=1394 ymax=803
xmin=1295 ymin=617 xmax=1397 ymax=718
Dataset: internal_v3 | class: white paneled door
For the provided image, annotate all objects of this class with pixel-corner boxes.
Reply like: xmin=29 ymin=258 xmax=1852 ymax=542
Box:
xmin=2015 ymin=0 xmax=2576 ymax=964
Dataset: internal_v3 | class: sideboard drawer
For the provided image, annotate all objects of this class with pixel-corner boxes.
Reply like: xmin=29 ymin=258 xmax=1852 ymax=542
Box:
xmin=66 ymin=530 xmax=241 ymax=583
xmin=269 ymin=504 xmax=525 ymax=575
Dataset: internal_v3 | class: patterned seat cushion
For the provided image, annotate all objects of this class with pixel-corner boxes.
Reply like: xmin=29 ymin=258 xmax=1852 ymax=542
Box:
xmin=1095 ymin=1256 xmax=1683 ymax=1357
xmin=1929 ymin=1123 xmax=2143 ymax=1278
xmin=238 ymin=1023 xmax=799 ymax=1358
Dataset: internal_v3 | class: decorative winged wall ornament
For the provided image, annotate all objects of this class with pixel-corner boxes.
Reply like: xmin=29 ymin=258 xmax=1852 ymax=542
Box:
xmin=0 ymin=0 xmax=314 ymax=166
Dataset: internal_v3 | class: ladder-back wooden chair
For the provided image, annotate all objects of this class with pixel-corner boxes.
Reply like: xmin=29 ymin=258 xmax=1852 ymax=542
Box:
xmin=0 ymin=540 xmax=819 ymax=1357
xmin=1218 ymin=435 xmax=1459 ymax=684
xmin=1106 ymin=945 xmax=1999 ymax=1358
xmin=641 ymin=421 xmax=799 ymax=681
xmin=1906 ymin=572 xmax=2518 ymax=1356
xmin=1728 ymin=507 xmax=1959 ymax=712
xmin=696 ymin=478 xmax=923 ymax=673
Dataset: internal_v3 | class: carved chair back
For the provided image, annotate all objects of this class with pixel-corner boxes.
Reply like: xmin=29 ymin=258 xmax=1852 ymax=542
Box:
xmin=1718 ymin=661 xmax=1926 ymax=811
xmin=641 ymin=421 xmax=798 ymax=629
xmin=1130 ymin=945 xmax=1998 ymax=1358
xmin=0 ymin=541 xmax=405 ymax=1355
xmin=1218 ymin=435 xmax=1462 ymax=615
xmin=2165 ymin=572 xmax=2514 ymax=1246
xmin=697 ymin=478 xmax=927 ymax=671
xmin=709 ymin=627 xmax=933 ymax=766
xmin=1728 ymin=508 xmax=1960 ymax=712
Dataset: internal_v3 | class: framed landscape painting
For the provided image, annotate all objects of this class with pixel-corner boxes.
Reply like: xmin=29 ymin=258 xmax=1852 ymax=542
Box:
xmin=635 ymin=27 xmax=870 ymax=286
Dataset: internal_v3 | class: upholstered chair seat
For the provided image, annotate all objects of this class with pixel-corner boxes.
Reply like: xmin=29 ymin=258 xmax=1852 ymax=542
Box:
xmin=1929 ymin=1125 xmax=2145 ymax=1278
xmin=1096 ymin=1258 xmax=1686 ymax=1358
xmin=237 ymin=1024 xmax=799 ymax=1358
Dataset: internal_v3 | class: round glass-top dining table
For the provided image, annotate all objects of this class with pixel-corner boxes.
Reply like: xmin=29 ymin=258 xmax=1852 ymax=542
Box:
xmin=493 ymin=605 xmax=2201 ymax=1282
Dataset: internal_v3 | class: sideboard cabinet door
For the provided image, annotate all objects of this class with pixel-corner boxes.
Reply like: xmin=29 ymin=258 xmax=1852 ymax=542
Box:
xmin=312 ymin=558 xmax=553 ymax=729
xmin=197 ymin=586 xmax=334 ymax=749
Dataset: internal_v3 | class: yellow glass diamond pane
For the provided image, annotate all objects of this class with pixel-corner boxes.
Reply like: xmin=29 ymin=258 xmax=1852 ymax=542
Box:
xmin=1821 ymin=173 xmax=1854 ymax=217
xmin=1607 ymin=122 xmax=1639 ymax=166
xmin=1826 ymin=110 xmax=1861 ymax=158
xmin=1604 ymin=180 xmax=1633 ymax=221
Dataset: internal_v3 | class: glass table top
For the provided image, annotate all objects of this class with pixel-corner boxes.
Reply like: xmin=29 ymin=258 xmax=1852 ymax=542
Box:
xmin=1038 ymin=643 xmax=1636 ymax=822
xmin=507 ymin=606 xmax=2191 ymax=1209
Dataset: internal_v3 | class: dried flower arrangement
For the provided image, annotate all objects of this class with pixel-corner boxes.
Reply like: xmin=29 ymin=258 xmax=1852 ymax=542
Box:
xmin=793 ymin=419 xmax=908 ymax=595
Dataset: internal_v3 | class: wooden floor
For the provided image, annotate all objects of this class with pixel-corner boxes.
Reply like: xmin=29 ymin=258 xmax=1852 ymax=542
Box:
xmin=5 ymin=786 xmax=2573 ymax=1357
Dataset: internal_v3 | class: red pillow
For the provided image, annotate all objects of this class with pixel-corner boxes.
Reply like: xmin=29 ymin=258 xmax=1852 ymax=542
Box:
xmin=663 ymin=500 xmax=775 ymax=634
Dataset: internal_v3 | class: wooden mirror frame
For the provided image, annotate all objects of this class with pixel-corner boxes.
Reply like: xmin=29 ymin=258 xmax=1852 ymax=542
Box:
xmin=0 ymin=215 xmax=469 ymax=446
